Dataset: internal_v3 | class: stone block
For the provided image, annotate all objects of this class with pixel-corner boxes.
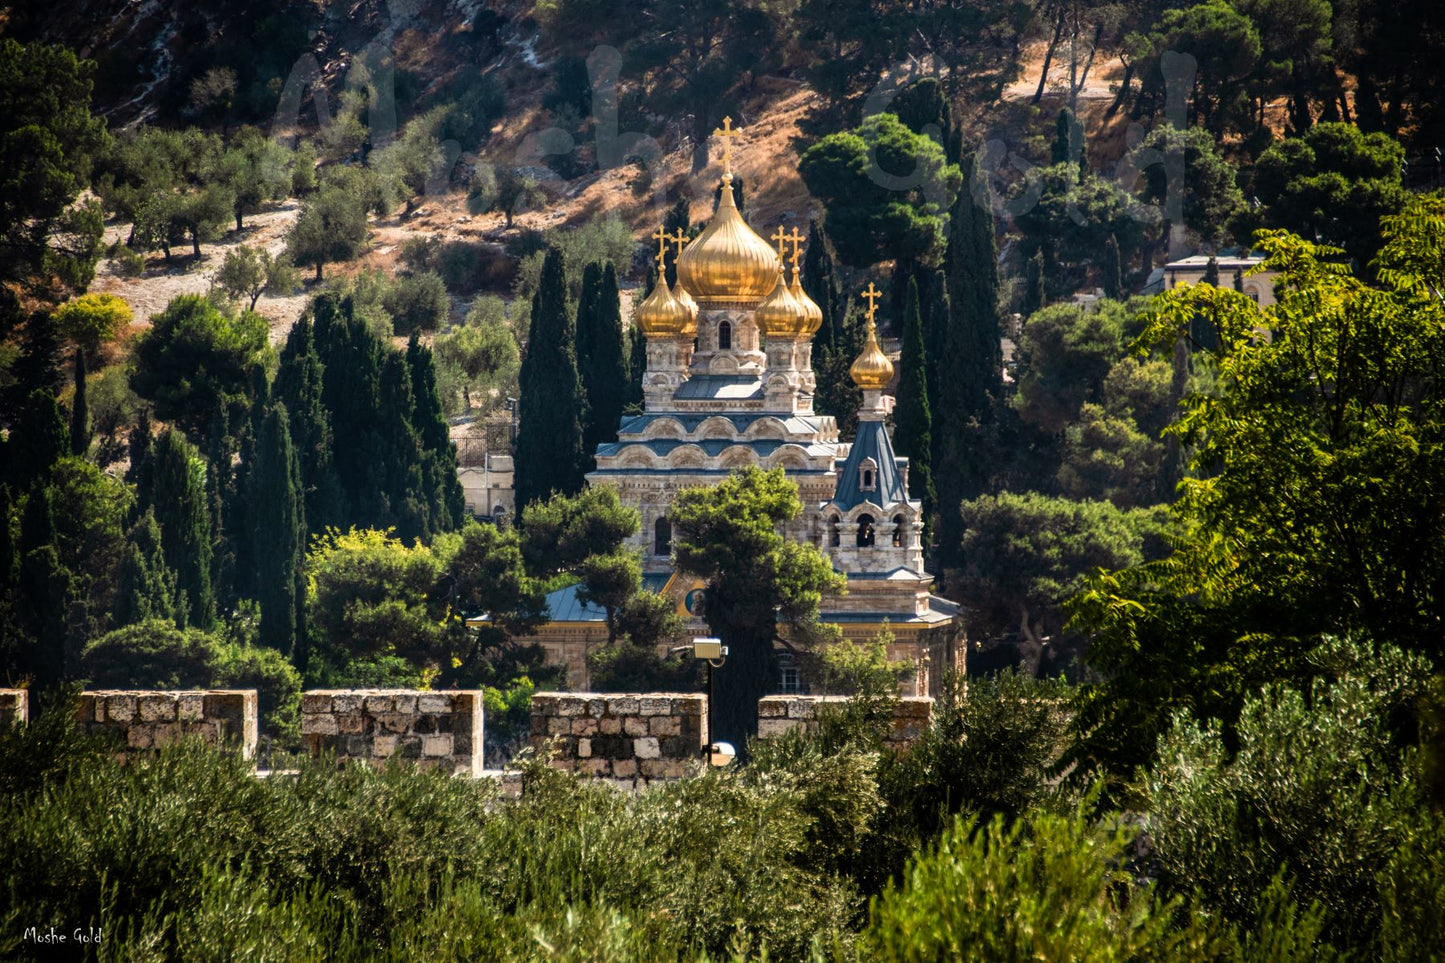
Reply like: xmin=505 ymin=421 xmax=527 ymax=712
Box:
xmin=638 ymin=697 xmax=671 ymax=716
xmin=337 ymin=713 xmax=367 ymax=734
xmin=414 ymin=715 xmax=436 ymax=734
xmin=599 ymin=716 xmax=622 ymax=735
xmin=577 ymin=738 xmax=592 ymax=758
xmin=639 ymin=758 xmax=669 ymax=779
xmin=570 ymin=718 xmax=598 ymax=736
xmin=138 ymin=694 xmax=176 ymax=723
xmin=106 ymin=694 xmax=137 ymax=722
xmin=417 ymin=693 xmax=453 ymax=714
xmin=422 ymin=734 xmax=454 ymax=758
xmin=757 ymin=698 xmax=787 ymax=719
xmin=580 ymin=758 xmax=610 ymax=776
xmin=177 ymin=693 xmax=205 ymax=722
xmin=587 ymin=698 xmax=607 ymax=718
xmin=345 ymin=735 xmax=370 ymax=756
xmin=634 ymin=737 xmax=660 ymax=759
xmin=364 ymin=695 xmax=395 ymax=714
xmin=757 ymin=718 xmax=796 ymax=739
xmin=399 ymin=735 xmax=423 ymax=759
xmin=332 ymin=694 xmax=363 ymax=714
xmin=303 ymin=713 xmax=339 ymax=735
xmin=557 ymin=697 xmax=587 ymax=717
xmin=612 ymin=757 xmax=637 ymax=777
xmin=623 ymin=717 xmax=648 ymax=737
xmin=301 ymin=693 xmax=333 ymax=714
xmin=547 ymin=716 xmax=571 ymax=735
xmin=649 ymin=716 xmax=681 ymax=736
xmin=608 ymin=697 xmax=639 ymax=716
xmin=73 ymin=694 xmax=95 ymax=724
xmin=393 ymin=694 xmax=418 ymax=714
xmin=374 ymin=713 xmax=410 ymax=734
xmin=126 ymin=726 xmax=153 ymax=749
xmin=786 ymin=700 xmax=816 ymax=720
xmin=151 ymin=723 xmax=181 ymax=748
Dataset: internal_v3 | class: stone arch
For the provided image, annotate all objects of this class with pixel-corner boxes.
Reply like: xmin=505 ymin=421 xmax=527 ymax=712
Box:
xmin=744 ymin=417 xmax=789 ymax=441
xmin=892 ymin=512 xmax=907 ymax=547
xmin=828 ymin=512 xmax=842 ymax=547
xmin=766 ymin=445 xmax=809 ymax=470
xmin=697 ymin=416 xmax=736 ymax=440
xmin=856 ymin=513 xmax=876 ymax=548
xmin=719 ymin=446 xmax=757 ymax=469
xmin=617 ymin=447 xmax=655 ymax=469
xmin=653 ymin=515 xmax=672 ymax=556
xmin=669 ymin=444 xmax=708 ymax=469
xmin=642 ymin=417 xmax=686 ymax=440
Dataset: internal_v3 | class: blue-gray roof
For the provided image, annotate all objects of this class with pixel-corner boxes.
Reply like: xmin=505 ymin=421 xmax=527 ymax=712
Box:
xmin=594 ymin=439 xmax=834 ymax=459
xmin=543 ymin=573 xmax=673 ymax=622
xmin=829 ymin=418 xmax=908 ymax=510
xmin=673 ymin=375 xmax=764 ymax=401
xmin=615 ymin=412 xmax=831 ymax=436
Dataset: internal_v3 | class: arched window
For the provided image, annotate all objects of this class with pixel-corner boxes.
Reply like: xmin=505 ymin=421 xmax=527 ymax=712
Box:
xmin=859 ymin=458 xmax=878 ymax=492
xmin=857 ymin=514 xmax=875 ymax=548
xmin=654 ymin=516 xmax=672 ymax=556
xmin=829 ymin=515 xmax=841 ymax=547
xmin=718 ymin=320 xmax=732 ymax=350
xmin=892 ymin=514 xmax=905 ymax=547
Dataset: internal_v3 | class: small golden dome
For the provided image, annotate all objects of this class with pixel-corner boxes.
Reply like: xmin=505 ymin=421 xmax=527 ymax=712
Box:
xmin=756 ymin=267 xmax=811 ymax=339
xmin=790 ymin=269 xmax=823 ymax=338
xmin=675 ymin=176 xmax=782 ymax=304
xmin=635 ymin=278 xmax=692 ymax=338
xmin=672 ymin=277 xmax=699 ymax=336
xmin=850 ymin=318 xmax=893 ymax=390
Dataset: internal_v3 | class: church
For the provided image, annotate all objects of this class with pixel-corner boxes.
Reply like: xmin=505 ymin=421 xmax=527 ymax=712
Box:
xmin=520 ymin=121 xmax=964 ymax=696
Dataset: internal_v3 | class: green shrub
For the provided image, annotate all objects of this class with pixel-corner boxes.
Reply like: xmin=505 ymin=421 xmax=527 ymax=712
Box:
xmin=214 ymin=643 xmax=303 ymax=748
xmin=112 ymin=244 xmax=145 ymax=277
xmin=384 ymin=270 xmax=449 ymax=335
xmin=80 ymin=619 xmax=218 ymax=689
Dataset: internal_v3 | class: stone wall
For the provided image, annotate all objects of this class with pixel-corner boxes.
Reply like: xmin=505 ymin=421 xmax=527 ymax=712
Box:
xmin=76 ymin=690 xmax=258 ymax=759
xmin=300 ymin=690 xmax=485 ymax=776
xmin=0 ymin=689 xmax=28 ymax=726
xmin=756 ymin=695 xmax=933 ymax=749
xmin=530 ymin=692 xmax=706 ymax=788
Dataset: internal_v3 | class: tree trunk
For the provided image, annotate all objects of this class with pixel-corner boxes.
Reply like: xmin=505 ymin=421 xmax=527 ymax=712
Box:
xmin=1032 ymin=13 xmax=1065 ymax=105
xmin=191 ymin=230 xmax=202 ymax=260
xmin=1105 ymin=61 xmax=1134 ymax=119
xmin=315 ymin=261 xmax=323 ymax=282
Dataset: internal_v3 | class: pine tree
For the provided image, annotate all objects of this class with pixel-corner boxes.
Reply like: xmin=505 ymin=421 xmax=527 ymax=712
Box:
xmin=626 ymin=322 xmax=647 ymax=412
xmin=275 ymin=317 xmax=340 ymax=535
xmin=148 ymin=430 xmax=216 ymax=628
xmin=247 ymin=404 xmax=304 ymax=655
xmin=515 ymin=247 xmax=587 ymax=509
xmin=1022 ymin=249 xmax=1045 ymax=318
xmin=407 ymin=333 xmax=465 ymax=534
xmin=113 ymin=509 xmax=183 ymax=628
xmin=1102 ymin=234 xmax=1123 ymax=299
xmin=935 ymin=151 xmax=1004 ymax=564
xmin=894 ymin=278 xmax=936 ymax=533
xmin=70 ymin=348 xmax=90 ymax=457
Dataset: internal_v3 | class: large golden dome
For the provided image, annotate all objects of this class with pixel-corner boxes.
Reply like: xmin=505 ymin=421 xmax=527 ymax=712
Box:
xmin=635 ymin=277 xmax=692 ymax=337
xmin=756 ymin=267 xmax=811 ymax=339
xmin=675 ymin=176 xmax=782 ymax=304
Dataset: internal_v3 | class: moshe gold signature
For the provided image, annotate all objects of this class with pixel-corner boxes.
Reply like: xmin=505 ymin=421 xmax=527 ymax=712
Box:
xmin=23 ymin=926 xmax=104 ymax=945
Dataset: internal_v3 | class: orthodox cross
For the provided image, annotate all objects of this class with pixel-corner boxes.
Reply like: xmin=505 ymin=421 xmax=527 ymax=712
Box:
xmin=769 ymin=226 xmax=789 ymax=262
xmin=783 ymin=226 xmax=806 ymax=273
xmin=650 ymin=226 xmax=669 ymax=268
xmin=714 ymin=116 xmax=740 ymax=177
xmin=862 ymin=282 xmax=882 ymax=325
xmin=667 ymin=227 xmax=689 ymax=258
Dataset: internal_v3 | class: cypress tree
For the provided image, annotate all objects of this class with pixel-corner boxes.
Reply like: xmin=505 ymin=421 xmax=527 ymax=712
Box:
xmin=148 ymin=430 xmax=216 ymax=629
xmin=580 ymin=262 xmax=628 ymax=462
xmin=6 ymin=390 xmax=69 ymax=490
xmin=1203 ymin=255 xmax=1220 ymax=287
xmin=625 ymin=322 xmax=647 ymax=412
xmin=407 ymin=332 xmax=465 ymax=534
xmin=935 ymin=151 xmax=1004 ymax=563
xmin=17 ymin=486 xmax=69 ymax=690
xmin=814 ymin=300 xmax=866 ymax=440
xmin=113 ymin=509 xmax=184 ymax=628
xmin=1102 ymin=234 xmax=1123 ymax=299
xmin=894 ymin=279 xmax=936 ymax=533
xmin=1022 ymin=249 xmax=1045 ymax=318
xmin=247 ymin=404 xmax=304 ymax=655
xmin=126 ymin=410 xmax=152 ymax=490
xmin=276 ymin=317 xmax=340 ymax=535
xmin=515 ymin=247 xmax=587 ymax=509
xmin=380 ymin=350 xmax=428 ymax=541
xmin=802 ymin=219 xmax=839 ymax=352
xmin=315 ymin=295 xmax=388 ymax=527
xmin=576 ymin=262 xmax=601 ymax=375
xmin=70 ymin=348 xmax=90 ymax=457
xmin=0 ymin=485 xmax=14 ymax=590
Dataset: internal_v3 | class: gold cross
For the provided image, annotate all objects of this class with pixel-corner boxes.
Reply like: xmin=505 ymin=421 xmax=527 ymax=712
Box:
xmin=650 ymin=226 xmax=669 ymax=267
xmin=667 ymin=227 xmax=688 ymax=256
xmin=862 ymin=282 xmax=882 ymax=324
xmin=714 ymin=115 xmax=741 ymax=177
xmin=783 ymin=226 xmax=806 ymax=271
xmin=769 ymin=226 xmax=788 ymax=261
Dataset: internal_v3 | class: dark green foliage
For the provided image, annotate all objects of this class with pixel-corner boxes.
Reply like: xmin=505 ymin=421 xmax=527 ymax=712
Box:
xmin=112 ymin=509 xmax=184 ymax=629
xmin=275 ymin=316 xmax=340 ymax=535
xmin=1102 ymin=234 xmax=1123 ymax=299
xmin=515 ymin=248 xmax=586 ymax=510
xmin=813 ymin=302 xmax=865 ymax=440
xmin=69 ymin=347 xmax=89 ymax=458
xmin=407 ymin=334 xmax=466 ymax=536
xmin=711 ymin=175 xmax=745 ymax=216
xmin=662 ymin=199 xmax=690 ymax=286
xmin=144 ymin=430 xmax=215 ymax=629
xmin=578 ymin=262 xmax=628 ymax=462
xmin=892 ymin=279 xmax=934 ymax=530
xmin=626 ymin=320 xmax=647 ymax=412
xmin=802 ymin=218 xmax=840 ymax=351
xmin=670 ymin=468 xmax=846 ymax=749
xmin=15 ymin=487 xmax=68 ymax=689
xmin=0 ymin=40 xmax=109 ymax=329
xmin=1132 ymin=126 xmax=1245 ymax=249
xmin=81 ymin=620 xmax=217 ymax=689
xmin=130 ymin=293 xmax=270 ymax=442
xmin=1051 ymin=106 xmax=1085 ymax=175
xmin=287 ymin=185 xmax=369 ymax=280
xmin=799 ymin=113 xmax=962 ymax=268
xmin=4 ymin=389 xmax=70 ymax=490
xmin=385 ymin=271 xmax=449 ymax=336
xmin=1022 ymin=249 xmax=1044 ymax=317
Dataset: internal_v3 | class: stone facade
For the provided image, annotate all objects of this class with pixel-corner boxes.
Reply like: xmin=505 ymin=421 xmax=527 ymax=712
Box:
xmin=75 ymin=690 xmax=258 ymax=759
xmin=530 ymin=692 xmax=707 ymax=788
xmin=756 ymin=695 xmax=933 ymax=750
xmin=0 ymin=689 xmax=29 ymax=726
xmin=300 ymin=689 xmax=485 ymax=776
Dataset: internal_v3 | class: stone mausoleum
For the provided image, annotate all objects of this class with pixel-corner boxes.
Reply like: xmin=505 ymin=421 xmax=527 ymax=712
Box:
xmin=519 ymin=122 xmax=963 ymax=695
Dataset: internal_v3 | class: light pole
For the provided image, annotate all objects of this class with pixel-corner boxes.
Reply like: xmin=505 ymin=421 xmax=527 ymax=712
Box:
xmin=670 ymin=637 xmax=733 ymax=766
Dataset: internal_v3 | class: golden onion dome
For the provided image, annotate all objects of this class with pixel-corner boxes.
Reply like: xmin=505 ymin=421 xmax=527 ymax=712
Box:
xmin=850 ymin=318 xmax=894 ymax=390
xmin=635 ymin=277 xmax=692 ymax=337
xmin=675 ymin=176 xmax=782 ymax=304
xmin=756 ymin=267 xmax=811 ymax=339
xmin=789 ymin=269 xmax=823 ymax=337
xmin=672 ymin=277 xmax=699 ymax=335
